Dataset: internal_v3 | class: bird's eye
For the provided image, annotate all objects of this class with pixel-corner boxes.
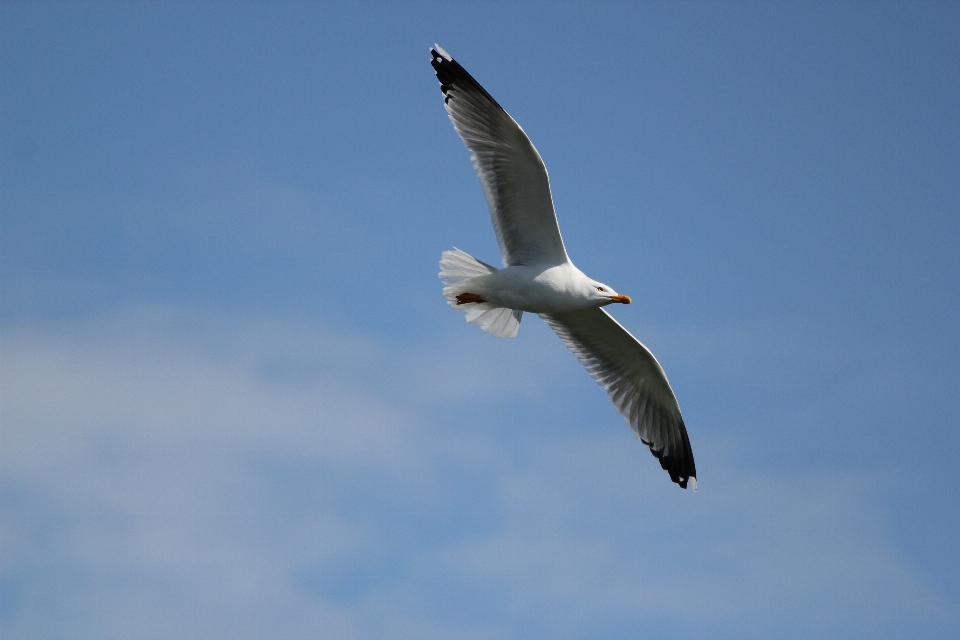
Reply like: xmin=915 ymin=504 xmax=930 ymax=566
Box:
xmin=597 ymin=287 xmax=605 ymax=292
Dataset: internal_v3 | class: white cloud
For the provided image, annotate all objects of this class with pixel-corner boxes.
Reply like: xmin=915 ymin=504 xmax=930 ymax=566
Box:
xmin=0 ymin=306 xmax=952 ymax=639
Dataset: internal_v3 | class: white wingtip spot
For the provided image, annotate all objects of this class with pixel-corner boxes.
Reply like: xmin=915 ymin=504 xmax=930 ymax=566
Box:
xmin=433 ymin=44 xmax=452 ymax=61
xmin=689 ymin=477 xmax=697 ymax=491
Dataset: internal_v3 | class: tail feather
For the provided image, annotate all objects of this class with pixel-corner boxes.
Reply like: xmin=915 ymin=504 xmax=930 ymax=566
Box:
xmin=439 ymin=247 xmax=497 ymax=283
xmin=466 ymin=306 xmax=523 ymax=338
xmin=439 ymin=248 xmax=522 ymax=339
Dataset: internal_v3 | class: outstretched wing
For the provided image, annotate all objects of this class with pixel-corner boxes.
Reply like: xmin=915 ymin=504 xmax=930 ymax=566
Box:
xmin=541 ymin=308 xmax=696 ymax=489
xmin=431 ymin=45 xmax=568 ymax=268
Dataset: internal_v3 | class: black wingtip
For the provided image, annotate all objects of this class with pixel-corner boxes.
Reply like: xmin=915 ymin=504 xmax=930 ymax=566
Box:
xmin=429 ymin=44 xmax=504 ymax=110
xmin=645 ymin=424 xmax=697 ymax=490
xmin=656 ymin=452 xmax=697 ymax=490
xmin=430 ymin=44 xmax=452 ymax=62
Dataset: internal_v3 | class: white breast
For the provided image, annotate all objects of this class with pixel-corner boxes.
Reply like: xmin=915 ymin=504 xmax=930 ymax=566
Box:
xmin=482 ymin=263 xmax=592 ymax=314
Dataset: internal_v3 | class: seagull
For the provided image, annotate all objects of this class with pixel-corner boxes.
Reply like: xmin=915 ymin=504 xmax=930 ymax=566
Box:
xmin=432 ymin=45 xmax=696 ymax=490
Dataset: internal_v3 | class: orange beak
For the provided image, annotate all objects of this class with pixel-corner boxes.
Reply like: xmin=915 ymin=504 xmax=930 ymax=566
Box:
xmin=609 ymin=294 xmax=631 ymax=304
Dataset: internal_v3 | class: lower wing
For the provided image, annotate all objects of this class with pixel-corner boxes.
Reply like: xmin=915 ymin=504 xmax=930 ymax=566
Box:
xmin=540 ymin=307 xmax=696 ymax=489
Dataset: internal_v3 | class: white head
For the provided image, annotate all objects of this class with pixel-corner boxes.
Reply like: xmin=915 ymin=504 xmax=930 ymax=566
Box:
xmin=586 ymin=279 xmax=631 ymax=307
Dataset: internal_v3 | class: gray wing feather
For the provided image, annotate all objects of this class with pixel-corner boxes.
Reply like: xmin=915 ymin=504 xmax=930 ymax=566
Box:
xmin=540 ymin=307 xmax=697 ymax=489
xmin=431 ymin=45 xmax=568 ymax=267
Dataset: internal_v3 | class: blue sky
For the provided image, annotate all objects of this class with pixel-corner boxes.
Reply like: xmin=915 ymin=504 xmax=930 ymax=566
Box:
xmin=2 ymin=2 xmax=958 ymax=638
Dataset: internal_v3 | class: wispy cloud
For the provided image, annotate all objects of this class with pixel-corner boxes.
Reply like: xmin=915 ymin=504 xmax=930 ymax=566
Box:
xmin=2 ymin=306 xmax=951 ymax=639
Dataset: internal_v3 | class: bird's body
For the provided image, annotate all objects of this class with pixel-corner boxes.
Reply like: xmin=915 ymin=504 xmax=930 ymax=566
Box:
xmin=460 ymin=262 xmax=623 ymax=314
xmin=431 ymin=45 xmax=697 ymax=490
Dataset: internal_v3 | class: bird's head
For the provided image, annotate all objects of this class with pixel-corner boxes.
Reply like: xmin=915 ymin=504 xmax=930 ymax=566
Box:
xmin=588 ymin=281 xmax=631 ymax=307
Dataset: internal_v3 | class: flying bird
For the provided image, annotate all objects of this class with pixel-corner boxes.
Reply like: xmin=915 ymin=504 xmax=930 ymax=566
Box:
xmin=431 ymin=45 xmax=696 ymax=490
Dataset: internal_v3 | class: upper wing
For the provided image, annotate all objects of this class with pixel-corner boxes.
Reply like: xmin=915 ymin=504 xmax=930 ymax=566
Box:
xmin=540 ymin=307 xmax=697 ymax=489
xmin=431 ymin=45 xmax=568 ymax=268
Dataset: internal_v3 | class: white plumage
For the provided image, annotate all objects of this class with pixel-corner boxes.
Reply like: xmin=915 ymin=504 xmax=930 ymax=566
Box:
xmin=439 ymin=248 xmax=523 ymax=339
xmin=432 ymin=45 xmax=696 ymax=490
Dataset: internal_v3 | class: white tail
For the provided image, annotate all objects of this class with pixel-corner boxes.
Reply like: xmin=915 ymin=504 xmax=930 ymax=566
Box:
xmin=439 ymin=248 xmax=522 ymax=339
